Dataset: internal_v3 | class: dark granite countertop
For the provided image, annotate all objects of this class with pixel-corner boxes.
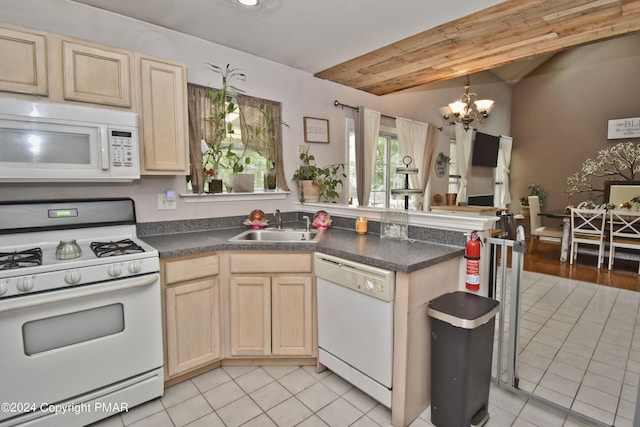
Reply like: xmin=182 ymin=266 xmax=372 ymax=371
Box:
xmin=140 ymin=226 xmax=464 ymax=273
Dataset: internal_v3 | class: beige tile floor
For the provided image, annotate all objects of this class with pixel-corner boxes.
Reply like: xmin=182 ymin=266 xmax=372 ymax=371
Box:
xmin=495 ymin=271 xmax=640 ymax=427
xmin=91 ymin=270 xmax=638 ymax=427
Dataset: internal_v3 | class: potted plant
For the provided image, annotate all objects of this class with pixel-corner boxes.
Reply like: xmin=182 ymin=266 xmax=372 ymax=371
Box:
xmin=520 ymin=183 xmax=546 ymax=216
xmin=264 ymin=160 xmax=277 ymax=191
xmin=292 ymin=149 xmax=321 ymax=202
xmin=316 ymin=162 xmax=346 ymax=202
xmin=202 ymin=64 xmax=258 ymax=193
xmin=292 ymin=147 xmax=345 ymax=203
xmin=527 ymin=183 xmax=546 ymax=207
xmin=222 ymin=143 xmax=253 ymax=192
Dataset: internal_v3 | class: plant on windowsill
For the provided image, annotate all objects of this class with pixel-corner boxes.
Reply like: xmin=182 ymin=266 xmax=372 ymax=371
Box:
xmin=292 ymin=147 xmax=345 ymax=203
xmin=202 ymin=64 xmax=254 ymax=193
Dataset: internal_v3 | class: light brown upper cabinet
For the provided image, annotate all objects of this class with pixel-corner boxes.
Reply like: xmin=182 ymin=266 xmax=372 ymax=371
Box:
xmin=0 ymin=24 xmax=189 ymax=176
xmin=136 ymin=54 xmax=189 ymax=175
xmin=0 ymin=25 xmax=48 ymax=96
xmin=62 ymin=40 xmax=132 ymax=107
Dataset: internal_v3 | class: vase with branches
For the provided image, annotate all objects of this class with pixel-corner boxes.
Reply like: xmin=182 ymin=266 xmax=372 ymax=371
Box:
xmin=566 ymin=141 xmax=640 ymax=198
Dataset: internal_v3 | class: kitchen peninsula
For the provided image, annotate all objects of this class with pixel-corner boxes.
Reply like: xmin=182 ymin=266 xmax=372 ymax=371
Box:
xmin=139 ymin=210 xmax=489 ymax=427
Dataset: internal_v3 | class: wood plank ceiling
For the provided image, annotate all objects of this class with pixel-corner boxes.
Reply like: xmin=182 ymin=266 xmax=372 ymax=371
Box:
xmin=314 ymin=0 xmax=640 ymax=95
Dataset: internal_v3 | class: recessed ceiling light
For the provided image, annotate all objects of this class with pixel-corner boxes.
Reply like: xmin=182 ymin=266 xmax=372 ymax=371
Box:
xmin=237 ymin=0 xmax=259 ymax=6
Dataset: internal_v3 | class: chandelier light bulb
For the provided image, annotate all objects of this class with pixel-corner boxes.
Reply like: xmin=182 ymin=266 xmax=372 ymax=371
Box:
xmin=449 ymin=100 xmax=467 ymax=116
xmin=439 ymin=76 xmax=494 ymax=129
xmin=237 ymin=0 xmax=259 ymax=6
xmin=474 ymin=99 xmax=495 ymax=115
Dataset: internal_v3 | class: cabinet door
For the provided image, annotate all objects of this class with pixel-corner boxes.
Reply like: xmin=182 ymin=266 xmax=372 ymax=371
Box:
xmin=272 ymin=275 xmax=314 ymax=356
xmin=137 ymin=55 xmax=188 ymax=174
xmin=0 ymin=26 xmax=48 ymax=96
xmin=165 ymin=277 xmax=222 ymax=377
xmin=229 ymin=276 xmax=271 ymax=356
xmin=62 ymin=40 xmax=132 ymax=107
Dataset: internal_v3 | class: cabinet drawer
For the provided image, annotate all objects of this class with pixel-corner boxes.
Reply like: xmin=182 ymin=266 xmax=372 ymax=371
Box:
xmin=164 ymin=254 xmax=219 ymax=284
xmin=230 ymin=253 xmax=312 ymax=274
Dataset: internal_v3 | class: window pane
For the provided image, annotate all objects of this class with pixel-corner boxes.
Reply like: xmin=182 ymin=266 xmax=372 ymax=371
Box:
xmin=347 ymin=121 xmax=420 ymax=209
xmin=187 ymin=84 xmax=279 ymax=193
xmin=448 ymin=139 xmax=460 ymax=194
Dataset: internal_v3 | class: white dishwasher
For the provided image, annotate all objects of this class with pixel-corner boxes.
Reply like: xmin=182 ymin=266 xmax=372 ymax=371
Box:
xmin=315 ymin=253 xmax=395 ymax=408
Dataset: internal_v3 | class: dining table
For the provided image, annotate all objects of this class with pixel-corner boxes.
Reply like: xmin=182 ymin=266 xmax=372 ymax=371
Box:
xmin=538 ymin=212 xmax=571 ymax=262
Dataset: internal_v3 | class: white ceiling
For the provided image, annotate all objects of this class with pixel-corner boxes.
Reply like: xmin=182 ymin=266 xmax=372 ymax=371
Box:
xmin=70 ymin=0 xmax=504 ymax=74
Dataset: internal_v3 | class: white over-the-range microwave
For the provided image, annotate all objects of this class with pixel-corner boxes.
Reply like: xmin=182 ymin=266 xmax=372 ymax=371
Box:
xmin=0 ymin=97 xmax=140 ymax=182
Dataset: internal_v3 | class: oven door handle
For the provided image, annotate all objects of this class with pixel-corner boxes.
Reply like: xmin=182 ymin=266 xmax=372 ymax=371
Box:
xmin=0 ymin=273 xmax=159 ymax=314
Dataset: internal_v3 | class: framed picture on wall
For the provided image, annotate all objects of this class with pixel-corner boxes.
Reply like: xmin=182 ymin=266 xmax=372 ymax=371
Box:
xmin=607 ymin=117 xmax=640 ymax=139
xmin=303 ymin=117 xmax=330 ymax=143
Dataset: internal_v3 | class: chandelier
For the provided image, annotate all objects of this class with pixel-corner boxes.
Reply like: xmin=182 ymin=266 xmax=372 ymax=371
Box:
xmin=439 ymin=76 xmax=494 ymax=130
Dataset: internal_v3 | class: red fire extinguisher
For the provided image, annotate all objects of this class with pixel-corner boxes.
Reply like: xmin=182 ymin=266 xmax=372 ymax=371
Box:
xmin=465 ymin=231 xmax=481 ymax=291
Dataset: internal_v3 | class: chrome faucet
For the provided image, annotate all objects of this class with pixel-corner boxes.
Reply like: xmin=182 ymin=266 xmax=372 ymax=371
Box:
xmin=275 ymin=209 xmax=282 ymax=230
xmin=302 ymin=215 xmax=311 ymax=232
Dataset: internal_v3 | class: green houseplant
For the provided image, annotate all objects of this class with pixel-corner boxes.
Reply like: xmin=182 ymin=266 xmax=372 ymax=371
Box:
xmin=203 ymin=63 xmax=273 ymax=193
xmin=519 ymin=183 xmax=546 ymax=216
xmin=215 ymin=64 xmax=254 ymax=192
xmin=292 ymin=147 xmax=345 ymax=203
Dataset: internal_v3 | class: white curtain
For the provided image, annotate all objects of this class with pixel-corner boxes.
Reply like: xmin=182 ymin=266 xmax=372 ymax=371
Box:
xmin=497 ymin=135 xmax=513 ymax=208
xmin=455 ymin=124 xmax=473 ymax=204
xmin=355 ymin=107 xmax=381 ymax=206
xmin=396 ymin=118 xmax=432 ymax=210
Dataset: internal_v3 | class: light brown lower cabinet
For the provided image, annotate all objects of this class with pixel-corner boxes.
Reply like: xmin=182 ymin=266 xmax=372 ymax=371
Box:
xmin=229 ymin=274 xmax=313 ymax=357
xmin=162 ymin=253 xmax=222 ymax=379
xmin=227 ymin=251 xmax=315 ymax=359
xmin=162 ymin=251 xmax=316 ymax=383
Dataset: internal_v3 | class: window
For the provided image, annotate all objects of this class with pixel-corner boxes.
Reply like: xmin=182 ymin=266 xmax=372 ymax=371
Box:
xmin=494 ymin=145 xmax=506 ymax=207
xmin=448 ymin=132 xmax=506 ymax=207
xmin=448 ymin=138 xmax=460 ymax=196
xmin=186 ymin=83 xmax=286 ymax=193
xmin=346 ymin=120 xmax=410 ymax=209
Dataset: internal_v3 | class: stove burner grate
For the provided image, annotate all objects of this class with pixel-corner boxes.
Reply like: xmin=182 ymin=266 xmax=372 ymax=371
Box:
xmin=90 ymin=239 xmax=145 ymax=258
xmin=0 ymin=248 xmax=43 ymax=270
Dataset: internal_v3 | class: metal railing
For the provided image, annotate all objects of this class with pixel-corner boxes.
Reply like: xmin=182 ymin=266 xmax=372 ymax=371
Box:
xmin=486 ymin=226 xmax=611 ymax=427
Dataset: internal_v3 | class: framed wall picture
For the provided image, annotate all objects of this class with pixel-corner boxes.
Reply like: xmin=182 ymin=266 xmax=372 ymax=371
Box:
xmin=607 ymin=117 xmax=640 ymax=139
xmin=303 ymin=117 xmax=330 ymax=143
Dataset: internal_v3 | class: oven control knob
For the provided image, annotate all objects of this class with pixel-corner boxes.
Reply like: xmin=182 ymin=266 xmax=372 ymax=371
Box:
xmin=0 ymin=281 xmax=7 ymax=296
xmin=128 ymin=260 xmax=142 ymax=274
xmin=65 ymin=270 xmax=81 ymax=285
xmin=17 ymin=277 xmax=34 ymax=292
xmin=108 ymin=263 xmax=123 ymax=277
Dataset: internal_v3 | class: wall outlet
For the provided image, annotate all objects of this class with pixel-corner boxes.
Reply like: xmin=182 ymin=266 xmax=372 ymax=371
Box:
xmin=298 ymin=145 xmax=307 ymax=156
xmin=157 ymin=193 xmax=176 ymax=210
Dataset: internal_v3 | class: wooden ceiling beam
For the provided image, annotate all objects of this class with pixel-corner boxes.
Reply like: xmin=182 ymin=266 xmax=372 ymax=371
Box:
xmin=314 ymin=0 xmax=640 ymax=95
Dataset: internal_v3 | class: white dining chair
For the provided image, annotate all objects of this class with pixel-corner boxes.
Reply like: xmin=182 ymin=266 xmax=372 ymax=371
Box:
xmin=570 ymin=208 xmax=607 ymax=268
xmin=528 ymin=196 xmax=563 ymax=252
xmin=608 ymin=210 xmax=640 ymax=273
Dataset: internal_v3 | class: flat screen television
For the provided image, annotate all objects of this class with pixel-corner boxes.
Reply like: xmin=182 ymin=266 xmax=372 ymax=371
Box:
xmin=471 ymin=132 xmax=499 ymax=167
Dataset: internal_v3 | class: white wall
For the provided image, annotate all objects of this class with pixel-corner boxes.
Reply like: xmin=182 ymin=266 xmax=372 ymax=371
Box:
xmin=0 ymin=0 xmax=512 ymax=222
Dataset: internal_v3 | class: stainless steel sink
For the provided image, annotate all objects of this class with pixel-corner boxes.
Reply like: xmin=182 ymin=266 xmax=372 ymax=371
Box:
xmin=229 ymin=229 xmax=320 ymax=242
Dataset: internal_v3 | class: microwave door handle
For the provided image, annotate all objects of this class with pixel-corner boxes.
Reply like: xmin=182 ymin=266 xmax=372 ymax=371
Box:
xmin=99 ymin=128 xmax=109 ymax=170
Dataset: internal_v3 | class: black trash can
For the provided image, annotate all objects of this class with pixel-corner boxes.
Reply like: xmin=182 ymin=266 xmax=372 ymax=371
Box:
xmin=427 ymin=291 xmax=500 ymax=427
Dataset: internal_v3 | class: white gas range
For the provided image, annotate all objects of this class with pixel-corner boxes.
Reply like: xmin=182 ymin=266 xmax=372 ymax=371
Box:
xmin=0 ymin=199 xmax=163 ymax=427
